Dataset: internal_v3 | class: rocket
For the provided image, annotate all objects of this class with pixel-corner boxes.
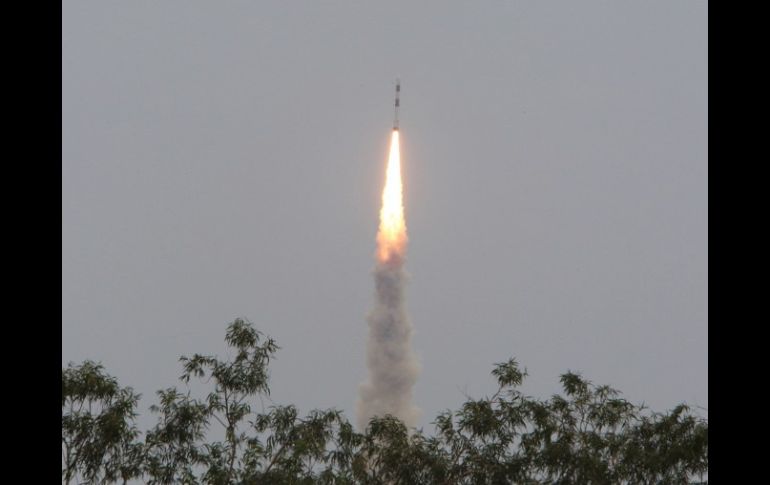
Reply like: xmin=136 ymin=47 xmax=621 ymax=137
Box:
xmin=393 ymin=79 xmax=400 ymax=131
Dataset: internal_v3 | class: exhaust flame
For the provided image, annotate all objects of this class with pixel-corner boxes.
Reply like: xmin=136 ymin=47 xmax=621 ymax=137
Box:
xmin=357 ymin=129 xmax=420 ymax=430
xmin=377 ymin=130 xmax=407 ymax=263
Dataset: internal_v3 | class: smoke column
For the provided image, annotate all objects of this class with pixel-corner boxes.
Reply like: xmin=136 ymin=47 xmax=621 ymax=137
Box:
xmin=357 ymin=129 xmax=421 ymax=429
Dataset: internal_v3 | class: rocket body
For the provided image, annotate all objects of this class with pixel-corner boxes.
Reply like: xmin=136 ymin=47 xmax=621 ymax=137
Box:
xmin=394 ymin=80 xmax=400 ymax=130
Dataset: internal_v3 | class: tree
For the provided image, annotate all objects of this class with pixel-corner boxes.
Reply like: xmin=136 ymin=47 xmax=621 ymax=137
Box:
xmin=62 ymin=319 xmax=708 ymax=484
xmin=61 ymin=361 xmax=143 ymax=484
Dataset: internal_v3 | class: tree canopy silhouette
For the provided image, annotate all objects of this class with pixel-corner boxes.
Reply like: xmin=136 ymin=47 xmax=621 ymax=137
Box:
xmin=62 ymin=318 xmax=707 ymax=484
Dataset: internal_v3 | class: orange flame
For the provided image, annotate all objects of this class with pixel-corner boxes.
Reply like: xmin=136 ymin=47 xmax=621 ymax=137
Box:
xmin=376 ymin=130 xmax=407 ymax=263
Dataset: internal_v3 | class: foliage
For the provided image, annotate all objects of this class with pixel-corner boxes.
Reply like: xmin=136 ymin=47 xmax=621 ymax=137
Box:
xmin=62 ymin=361 xmax=143 ymax=484
xmin=63 ymin=319 xmax=707 ymax=484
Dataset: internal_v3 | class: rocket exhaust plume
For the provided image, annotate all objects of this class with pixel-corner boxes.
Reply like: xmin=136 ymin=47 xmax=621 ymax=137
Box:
xmin=357 ymin=88 xmax=421 ymax=429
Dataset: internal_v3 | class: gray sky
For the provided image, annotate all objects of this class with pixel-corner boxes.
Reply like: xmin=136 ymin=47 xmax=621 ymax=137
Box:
xmin=62 ymin=0 xmax=708 ymax=431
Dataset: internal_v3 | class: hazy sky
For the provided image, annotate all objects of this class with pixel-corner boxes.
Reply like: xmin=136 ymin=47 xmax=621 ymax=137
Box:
xmin=62 ymin=0 xmax=708 ymax=431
